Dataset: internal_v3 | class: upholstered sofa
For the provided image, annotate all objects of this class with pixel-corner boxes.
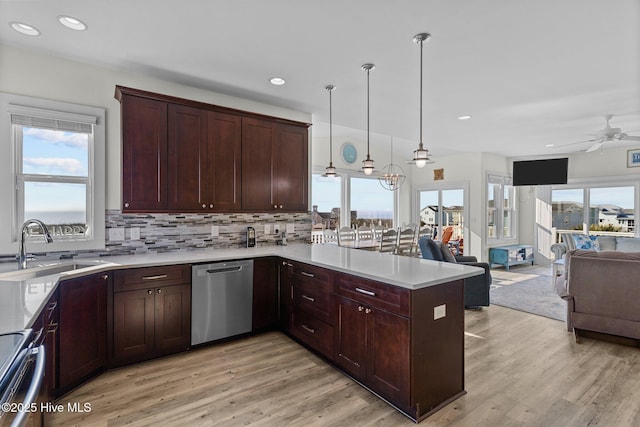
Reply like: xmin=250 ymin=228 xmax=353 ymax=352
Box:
xmin=551 ymin=233 xmax=640 ymax=260
xmin=555 ymin=249 xmax=640 ymax=341
xmin=418 ymin=236 xmax=491 ymax=309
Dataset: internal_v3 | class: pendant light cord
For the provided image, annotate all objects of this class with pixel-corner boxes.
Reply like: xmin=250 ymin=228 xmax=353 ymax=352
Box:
xmin=366 ymin=67 xmax=371 ymax=160
xmin=419 ymin=37 xmax=423 ymax=148
xmin=329 ymin=87 xmax=333 ymax=164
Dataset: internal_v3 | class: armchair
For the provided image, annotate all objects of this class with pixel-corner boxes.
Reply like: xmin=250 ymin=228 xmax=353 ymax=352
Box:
xmin=418 ymin=236 xmax=491 ymax=309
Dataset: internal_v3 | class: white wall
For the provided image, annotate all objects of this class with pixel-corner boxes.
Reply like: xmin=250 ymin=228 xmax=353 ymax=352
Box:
xmin=0 ymin=43 xmax=312 ymax=211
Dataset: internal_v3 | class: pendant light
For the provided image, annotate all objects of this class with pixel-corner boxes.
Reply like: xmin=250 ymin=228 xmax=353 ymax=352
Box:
xmin=322 ymin=84 xmax=339 ymax=177
xmin=411 ymin=32 xmax=433 ymax=168
xmin=378 ymin=137 xmax=406 ymax=191
xmin=361 ymin=63 xmax=375 ymax=175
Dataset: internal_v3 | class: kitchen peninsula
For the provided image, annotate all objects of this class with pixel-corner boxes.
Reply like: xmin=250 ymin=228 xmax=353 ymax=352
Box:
xmin=0 ymin=244 xmax=482 ymax=423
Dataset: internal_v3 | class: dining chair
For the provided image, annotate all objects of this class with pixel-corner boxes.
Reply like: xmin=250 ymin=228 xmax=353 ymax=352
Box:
xmin=337 ymin=227 xmax=356 ymax=246
xmin=357 ymin=226 xmax=374 ymax=241
xmin=323 ymin=228 xmax=338 ymax=244
xmin=395 ymin=227 xmax=416 ymax=256
xmin=378 ymin=229 xmax=398 ymax=253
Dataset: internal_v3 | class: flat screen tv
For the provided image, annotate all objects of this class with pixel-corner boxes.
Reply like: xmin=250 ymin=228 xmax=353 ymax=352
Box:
xmin=512 ymin=158 xmax=568 ymax=186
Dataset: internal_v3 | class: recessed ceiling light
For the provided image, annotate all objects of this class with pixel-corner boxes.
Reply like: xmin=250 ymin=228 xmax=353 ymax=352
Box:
xmin=269 ymin=77 xmax=286 ymax=86
xmin=457 ymin=115 xmax=472 ymax=120
xmin=58 ymin=15 xmax=87 ymax=31
xmin=10 ymin=22 xmax=40 ymax=36
xmin=545 ymin=143 xmax=555 ymax=147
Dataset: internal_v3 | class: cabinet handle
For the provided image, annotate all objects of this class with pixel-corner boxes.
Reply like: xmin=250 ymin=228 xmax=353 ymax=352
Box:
xmin=279 ymin=205 xmax=283 ymax=209
xmin=157 ymin=288 xmax=162 ymax=294
xmin=142 ymin=274 xmax=168 ymax=281
xmin=301 ymin=294 xmax=315 ymax=302
xmin=274 ymin=205 xmax=278 ymax=209
xmin=355 ymin=287 xmax=376 ymax=297
xmin=147 ymin=289 xmax=153 ymax=295
xmin=102 ymin=274 xmax=109 ymax=280
xmin=300 ymin=271 xmax=314 ymax=278
xmin=365 ymin=308 xmax=372 ymax=314
xmin=301 ymin=324 xmax=315 ymax=334
xmin=358 ymin=306 xmax=364 ymax=312
xmin=209 ymin=204 xmax=214 ymax=208
xmin=124 ymin=202 xmax=130 ymax=208
xmin=202 ymin=204 xmax=206 ymax=208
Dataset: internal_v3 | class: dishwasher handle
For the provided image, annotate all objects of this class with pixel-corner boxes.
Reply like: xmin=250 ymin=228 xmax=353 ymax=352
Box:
xmin=205 ymin=266 xmax=243 ymax=274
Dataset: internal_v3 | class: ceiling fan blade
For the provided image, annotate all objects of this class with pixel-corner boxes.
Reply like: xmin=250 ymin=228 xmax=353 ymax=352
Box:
xmin=622 ymin=135 xmax=640 ymax=141
xmin=556 ymin=138 xmax=599 ymax=148
xmin=585 ymin=142 xmax=602 ymax=153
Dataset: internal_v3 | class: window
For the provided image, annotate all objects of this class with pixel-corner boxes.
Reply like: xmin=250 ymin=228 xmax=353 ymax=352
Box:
xmin=311 ymin=173 xmax=342 ymax=230
xmin=552 ymin=184 xmax=636 ymax=237
xmin=310 ymin=169 xmax=397 ymax=236
xmin=0 ymin=93 xmax=105 ymax=253
xmin=487 ymin=174 xmax=515 ymax=241
xmin=350 ymin=177 xmax=393 ymax=229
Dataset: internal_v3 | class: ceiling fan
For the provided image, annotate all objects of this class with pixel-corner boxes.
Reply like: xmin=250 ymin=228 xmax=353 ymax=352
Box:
xmin=563 ymin=115 xmax=640 ymax=152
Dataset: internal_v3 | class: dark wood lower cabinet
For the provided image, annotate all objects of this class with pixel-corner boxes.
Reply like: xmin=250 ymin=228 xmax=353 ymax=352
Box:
xmin=252 ymin=257 xmax=278 ymax=332
xmin=112 ymin=283 xmax=191 ymax=366
xmin=57 ymin=273 xmax=108 ymax=396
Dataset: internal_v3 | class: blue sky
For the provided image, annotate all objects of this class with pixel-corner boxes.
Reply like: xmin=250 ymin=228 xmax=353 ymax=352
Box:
xmin=22 ymin=127 xmax=88 ymax=214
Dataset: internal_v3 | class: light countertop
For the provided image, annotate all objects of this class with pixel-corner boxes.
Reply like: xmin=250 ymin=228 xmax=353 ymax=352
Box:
xmin=0 ymin=243 xmax=482 ymax=334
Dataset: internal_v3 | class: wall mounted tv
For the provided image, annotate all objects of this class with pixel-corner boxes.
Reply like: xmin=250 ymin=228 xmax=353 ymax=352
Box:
xmin=512 ymin=158 xmax=568 ymax=186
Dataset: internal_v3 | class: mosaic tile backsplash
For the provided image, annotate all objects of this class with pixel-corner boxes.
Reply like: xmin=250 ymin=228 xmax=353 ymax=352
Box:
xmin=104 ymin=210 xmax=312 ymax=255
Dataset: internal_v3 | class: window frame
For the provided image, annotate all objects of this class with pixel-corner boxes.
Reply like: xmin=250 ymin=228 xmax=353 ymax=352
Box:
xmin=487 ymin=173 xmax=517 ymax=244
xmin=0 ymin=92 xmax=105 ymax=254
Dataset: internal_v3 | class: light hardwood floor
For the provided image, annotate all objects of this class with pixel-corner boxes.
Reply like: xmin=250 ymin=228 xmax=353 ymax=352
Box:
xmin=52 ymin=306 xmax=640 ymax=426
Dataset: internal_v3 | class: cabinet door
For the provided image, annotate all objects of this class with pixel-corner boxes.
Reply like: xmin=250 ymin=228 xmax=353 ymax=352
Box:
xmin=167 ymin=103 xmax=208 ymax=211
xmin=274 ymin=123 xmax=308 ymax=211
xmin=121 ymin=95 xmax=168 ymax=211
xmin=279 ymin=260 xmax=294 ymax=332
xmin=366 ymin=308 xmax=410 ymax=405
xmin=113 ymin=288 xmax=155 ymax=365
xmin=241 ymin=117 xmax=276 ymax=210
xmin=58 ymin=273 xmax=107 ymax=394
xmin=208 ymin=111 xmax=242 ymax=211
xmin=252 ymin=257 xmax=278 ymax=331
xmin=154 ymin=284 xmax=191 ymax=355
xmin=334 ymin=296 xmax=367 ymax=380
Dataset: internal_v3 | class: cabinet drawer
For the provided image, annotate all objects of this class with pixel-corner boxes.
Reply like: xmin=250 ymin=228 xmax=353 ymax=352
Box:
xmin=291 ymin=262 xmax=333 ymax=291
xmin=335 ymin=274 xmax=410 ymax=317
xmin=290 ymin=309 xmax=334 ymax=359
xmin=114 ymin=264 xmax=190 ymax=292
xmin=292 ymin=281 xmax=332 ymax=324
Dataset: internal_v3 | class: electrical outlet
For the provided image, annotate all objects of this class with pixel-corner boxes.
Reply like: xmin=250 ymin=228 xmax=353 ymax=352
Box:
xmin=129 ymin=227 xmax=140 ymax=240
xmin=433 ymin=304 xmax=446 ymax=320
xmin=108 ymin=228 xmax=125 ymax=241
xmin=210 ymin=225 xmax=219 ymax=237
xmin=264 ymin=224 xmax=271 ymax=235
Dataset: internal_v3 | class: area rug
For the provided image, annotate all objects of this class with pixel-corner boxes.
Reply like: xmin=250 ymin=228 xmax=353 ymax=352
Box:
xmin=489 ymin=265 xmax=566 ymax=322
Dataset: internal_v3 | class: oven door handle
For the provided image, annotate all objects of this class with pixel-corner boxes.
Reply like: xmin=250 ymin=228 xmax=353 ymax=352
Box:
xmin=11 ymin=345 xmax=45 ymax=427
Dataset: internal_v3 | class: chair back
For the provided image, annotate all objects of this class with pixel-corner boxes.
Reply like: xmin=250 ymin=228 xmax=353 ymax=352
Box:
xmin=441 ymin=226 xmax=454 ymax=244
xmin=378 ymin=229 xmax=398 ymax=253
xmin=323 ymin=228 xmax=338 ymax=244
xmin=395 ymin=227 xmax=416 ymax=256
xmin=337 ymin=227 xmax=356 ymax=245
xmin=357 ymin=227 xmax=373 ymax=241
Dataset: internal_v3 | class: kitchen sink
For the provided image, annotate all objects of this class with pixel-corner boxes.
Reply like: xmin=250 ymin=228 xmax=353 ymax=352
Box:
xmin=0 ymin=261 xmax=108 ymax=281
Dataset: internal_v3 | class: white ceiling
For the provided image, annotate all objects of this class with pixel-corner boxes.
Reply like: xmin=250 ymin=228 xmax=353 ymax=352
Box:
xmin=1 ymin=0 xmax=639 ymax=159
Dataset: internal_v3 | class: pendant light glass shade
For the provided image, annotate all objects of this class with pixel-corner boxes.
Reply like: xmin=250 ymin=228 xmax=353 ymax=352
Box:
xmin=411 ymin=32 xmax=433 ymax=168
xmin=378 ymin=137 xmax=405 ymax=191
xmin=361 ymin=63 xmax=375 ymax=175
xmin=322 ymin=84 xmax=339 ymax=177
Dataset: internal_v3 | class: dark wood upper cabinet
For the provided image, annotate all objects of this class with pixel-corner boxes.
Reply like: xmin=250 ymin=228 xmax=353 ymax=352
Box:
xmin=120 ymin=94 xmax=168 ymax=212
xmin=116 ymin=86 xmax=309 ymax=213
xmin=241 ymin=117 xmax=276 ymax=211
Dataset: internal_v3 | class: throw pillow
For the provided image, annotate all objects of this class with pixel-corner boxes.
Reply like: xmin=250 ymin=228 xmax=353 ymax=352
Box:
xmin=571 ymin=234 xmax=600 ymax=251
xmin=439 ymin=242 xmax=458 ymax=263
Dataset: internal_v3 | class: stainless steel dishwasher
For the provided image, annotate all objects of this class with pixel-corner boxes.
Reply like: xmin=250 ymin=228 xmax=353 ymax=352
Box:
xmin=191 ymin=260 xmax=254 ymax=346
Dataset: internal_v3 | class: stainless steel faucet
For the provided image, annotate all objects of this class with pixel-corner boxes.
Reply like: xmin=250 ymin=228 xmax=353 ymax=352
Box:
xmin=17 ymin=219 xmax=53 ymax=269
